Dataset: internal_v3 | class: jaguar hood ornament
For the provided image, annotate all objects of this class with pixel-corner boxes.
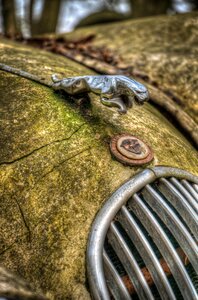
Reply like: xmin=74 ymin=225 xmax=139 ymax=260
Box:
xmin=52 ymin=75 xmax=149 ymax=114
xmin=0 ymin=63 xmax=149 ymax=114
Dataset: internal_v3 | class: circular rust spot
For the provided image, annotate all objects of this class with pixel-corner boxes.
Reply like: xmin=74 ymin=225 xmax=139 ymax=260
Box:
xmin=110 ymin=134 xmax=154 ymax=166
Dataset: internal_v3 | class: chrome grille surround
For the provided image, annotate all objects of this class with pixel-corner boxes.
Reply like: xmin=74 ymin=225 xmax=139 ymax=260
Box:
xmin=87 ymin=167 xmax=198 ymax=300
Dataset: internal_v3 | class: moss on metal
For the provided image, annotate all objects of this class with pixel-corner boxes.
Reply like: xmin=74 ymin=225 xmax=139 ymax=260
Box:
xmin=65 ymin=12 xmax=198 ymax=124
xmin=0 ymin=34 xmax=197 ymax=299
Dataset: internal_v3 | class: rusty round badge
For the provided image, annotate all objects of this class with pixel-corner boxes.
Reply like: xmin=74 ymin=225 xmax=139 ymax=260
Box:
xmin=110 ymin=134 xmax=153 ymax=166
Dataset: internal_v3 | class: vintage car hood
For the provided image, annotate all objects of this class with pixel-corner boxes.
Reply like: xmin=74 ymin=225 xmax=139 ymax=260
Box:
xmin=64 ymin=12 xmax=198 ymax=146
xmin=0 ymin=36 xmax=197 ymax=299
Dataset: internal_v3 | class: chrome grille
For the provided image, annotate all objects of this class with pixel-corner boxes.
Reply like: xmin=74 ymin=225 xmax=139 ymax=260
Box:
xmin=87 ymin=167 xmax=198 ymax=300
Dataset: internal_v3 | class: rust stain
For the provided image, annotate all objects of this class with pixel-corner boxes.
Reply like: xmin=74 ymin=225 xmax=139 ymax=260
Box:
xmin=110 ymin=133 xmax=153 ymax=166
xmin=121 ymin=247 xmax=189 ymax=295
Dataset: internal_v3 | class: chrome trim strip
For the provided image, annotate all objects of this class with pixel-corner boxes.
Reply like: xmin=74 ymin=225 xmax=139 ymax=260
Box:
xmin=87 ymin=167 xmax=198 ymax=300
xmin=130 ymin=193 xmax=197 ymax=300
xmin=151 ymin=167 xmax=198 ymax=183
xmin=143 ymin=184 xmax=198 ymax=272
xmin=119 ymin=206 xmax=176 ymax=300
xmin=103 ymin=250 xmax=131 ymax=300
xmin=108 ymin=222 xmax=154 ymax=300
xmin=170 ymin=177 xmax=198 ymax=212
xmin=158 ymin=178 xmax=198 ymax=240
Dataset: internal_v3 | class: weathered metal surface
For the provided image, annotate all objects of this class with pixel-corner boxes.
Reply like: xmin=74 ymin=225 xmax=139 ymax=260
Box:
xmin=87 ymin=167 xmax=198 ymax=300
xmin=65 ymin=12 xmax=198 ymax=146
xmin=0 ymin=34 xmax=198 ymax=299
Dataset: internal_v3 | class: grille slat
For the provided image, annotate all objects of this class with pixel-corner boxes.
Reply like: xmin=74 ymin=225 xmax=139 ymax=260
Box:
xmin=129 ymin=193 xmax=197 ymax=300
xmin=142 ymin=184 xmax=198 ymax=272
xmin=87 ymin=167 xmax=198 ymax=300
xmin=108 ymin=221 xmax=154 ymax=300
xmin=170 ymin=177 xmax=198 ymax=212
xmin=181 ymin=180 xmax=198 ymax=202
xmin=118 ymin=205 xmax=176 ymax=300
xmin=193 ymin=184 xmax=198 ymax=193
xmin=103 ymin=250 xmax=131 ymax=300
xmin=158 ymin=178 xmax=198 ymax=240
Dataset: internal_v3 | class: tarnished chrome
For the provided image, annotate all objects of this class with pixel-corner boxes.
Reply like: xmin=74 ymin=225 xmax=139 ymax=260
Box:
xmin=130 ymin=193 xmax=197 ymax=300
xmin=151 ymin=166 xmax=198 ymax=182
xmin=118 ymin=206 xmax=176 ymax=300
xmin=0 ymin=63 xmax=149 ymax=114
xmin=169 ymin=177 xmax=198 ymax=212
xmin=143 ymin=184 xmax=198 ymax=272
xmin=103 ymin=250 xmax=131 ymax=300
xmin=158 ymin=178 xmax=198 ymax=240
xmin=181 ymin=179 xmax=198 ymax=202
xmin=52 ymin=75 xmax=149 ymax=114
xmin=87 ymin=169 xmax=155 ymax=300
xmin=193 ymin=183 xmax=198 ymax=193
xmin=87 ymin=167 xmax=198 ymax=300
xmin=108 ymin=222 xmax=154 ymax=300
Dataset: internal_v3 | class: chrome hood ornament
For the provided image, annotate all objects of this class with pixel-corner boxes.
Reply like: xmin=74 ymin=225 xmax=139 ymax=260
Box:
xmin=52 ymin=75 xmax=149 ymax=114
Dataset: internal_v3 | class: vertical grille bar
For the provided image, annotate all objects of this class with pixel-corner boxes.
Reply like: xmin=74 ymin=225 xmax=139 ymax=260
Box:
xmin=142 ymin=184 xmax=198 ymax=272
xmin=103 ymin=250 xmax=131 ymax=300
xmin=158 ymin=178 xmax=198 ymax=240
xmin=181 ymin=180 xmax=198 ymax=201
xmin=108 ymin=221 xmax=154 ymax=300
xmin=169 ymin=178 xmax=198 ymax=212
xmin=118 ymin=205 xmax=176 ymax=300
xmin=129 ymin=193 xmax=198 ymax=300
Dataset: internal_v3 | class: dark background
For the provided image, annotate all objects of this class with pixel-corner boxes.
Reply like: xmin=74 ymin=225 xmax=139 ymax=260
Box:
xmin=0 ymin=0 xmax=198 ymax=39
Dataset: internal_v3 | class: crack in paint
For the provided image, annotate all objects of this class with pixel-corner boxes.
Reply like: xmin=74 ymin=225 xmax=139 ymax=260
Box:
xmin=0 ymin=123 xmax=86 ymax=166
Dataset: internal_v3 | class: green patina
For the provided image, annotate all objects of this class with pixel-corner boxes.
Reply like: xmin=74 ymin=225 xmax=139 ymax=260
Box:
xmin=0 ymin=28 xmax=197 ymax=300
xmin=65 ymin=12 xmax=198 ymax=123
